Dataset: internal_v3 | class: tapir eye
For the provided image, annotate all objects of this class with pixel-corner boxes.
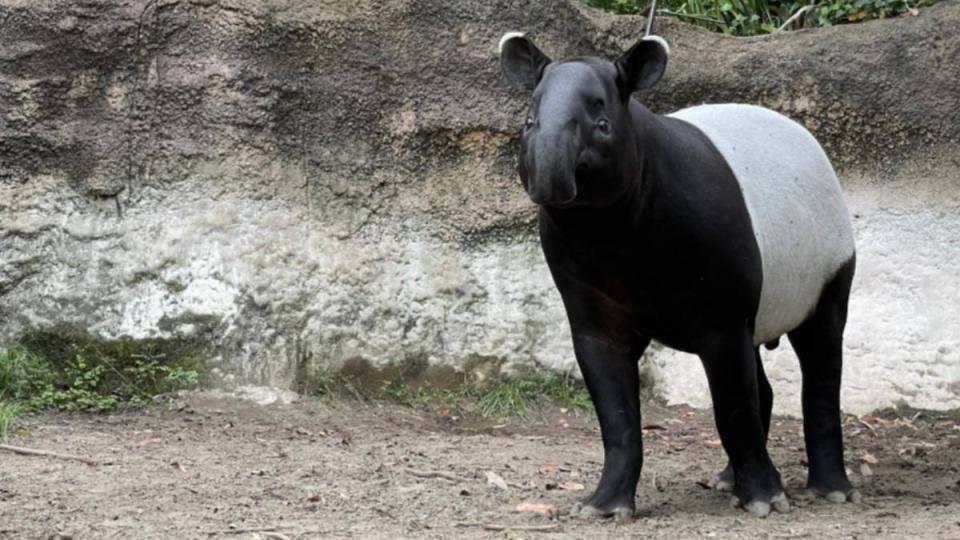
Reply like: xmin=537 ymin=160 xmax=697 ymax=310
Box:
xmin=525 ymin=114 xmax=535 ymax=130
xmin=597 ymin=118 xmax=610 ymax=133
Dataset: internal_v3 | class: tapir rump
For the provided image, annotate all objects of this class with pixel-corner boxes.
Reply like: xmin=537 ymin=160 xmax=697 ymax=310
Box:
xmin=500 ymin=31 xmax=856 ymax=519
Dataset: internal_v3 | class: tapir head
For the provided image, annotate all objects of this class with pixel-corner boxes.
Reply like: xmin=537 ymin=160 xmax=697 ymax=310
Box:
xmin=500 ymin=33 xmax=669 ymax=207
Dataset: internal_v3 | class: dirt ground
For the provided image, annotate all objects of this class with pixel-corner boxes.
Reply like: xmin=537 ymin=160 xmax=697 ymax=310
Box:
xmin=1 ymin=394 xmax=958 ymax=539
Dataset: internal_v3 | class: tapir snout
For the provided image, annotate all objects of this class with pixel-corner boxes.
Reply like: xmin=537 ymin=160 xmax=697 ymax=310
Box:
xmin=523 ymin=119 xmax=580 ymax=205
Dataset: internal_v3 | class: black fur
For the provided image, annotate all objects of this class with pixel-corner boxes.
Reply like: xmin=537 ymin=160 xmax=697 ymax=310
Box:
xmin=501 ymin=34 xmax=856 ymax=517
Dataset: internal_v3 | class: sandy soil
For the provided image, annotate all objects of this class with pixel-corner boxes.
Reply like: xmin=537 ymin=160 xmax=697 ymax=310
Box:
xmin=1 ymin=394 xmax=958 ymax=539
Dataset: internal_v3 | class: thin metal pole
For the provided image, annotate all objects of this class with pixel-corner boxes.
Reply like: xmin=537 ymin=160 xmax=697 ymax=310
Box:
xmin=644 ymin=0 xmax=657 ymax=36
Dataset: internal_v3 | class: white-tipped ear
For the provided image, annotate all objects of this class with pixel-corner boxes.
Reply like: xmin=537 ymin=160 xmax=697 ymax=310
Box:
xmin=641 ymin=35 xmax=670 ymax=56
xmin=499 ymin=31 xmax=526 ymax=54
xmin=615 ymin=34 xmax=669 ymax=96
xmin=499 ymin=33 xmax=551 ymax=91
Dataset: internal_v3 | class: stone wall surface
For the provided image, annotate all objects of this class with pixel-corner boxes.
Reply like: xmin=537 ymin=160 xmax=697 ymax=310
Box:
xmin=1 ymin=0 xmax=958 ymax=413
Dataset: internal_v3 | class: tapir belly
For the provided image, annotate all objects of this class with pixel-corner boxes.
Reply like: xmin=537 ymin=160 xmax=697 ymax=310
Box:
xmin=669 ymin=104 xmax=856 ymax=345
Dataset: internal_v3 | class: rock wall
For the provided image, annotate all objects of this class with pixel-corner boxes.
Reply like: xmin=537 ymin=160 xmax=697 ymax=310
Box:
xmin=1 ymin=0 xmax=958 ymax=413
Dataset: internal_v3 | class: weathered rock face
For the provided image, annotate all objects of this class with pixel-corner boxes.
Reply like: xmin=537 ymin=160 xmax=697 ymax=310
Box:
xmin=1 ymin=0 xmax=958 ymax=412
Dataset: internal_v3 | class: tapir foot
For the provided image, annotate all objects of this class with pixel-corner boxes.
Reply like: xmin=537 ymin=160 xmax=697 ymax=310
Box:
xmin=709 ymin=463 xmax=735 ymax=492
xmin=571 ymin=493 xmax=636 ymax=523
xmin=809 ymin=481 xmax=862 ymax=504
xmin=731 ymin=466 xmax=790 ymax=518
xmin=733 ymin=491 xmax=791 ymax=517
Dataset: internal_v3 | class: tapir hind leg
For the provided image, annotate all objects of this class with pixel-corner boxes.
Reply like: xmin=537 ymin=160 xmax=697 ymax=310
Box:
xmin=700 ymin=328 xmax=788 ymax=517
xmin=788 ymin=257 xmax=859 ymax=503
xmin=712 ymin=347 xmax=773 ymax=492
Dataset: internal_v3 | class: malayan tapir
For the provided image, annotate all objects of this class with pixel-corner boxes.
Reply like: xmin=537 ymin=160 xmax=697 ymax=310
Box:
xmin=499 ymin=31 xmax=857 ymax=519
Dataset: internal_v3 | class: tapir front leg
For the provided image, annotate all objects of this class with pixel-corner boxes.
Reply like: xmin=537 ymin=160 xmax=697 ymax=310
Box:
xmin=569 ymin=329 xmax=650 ymax=521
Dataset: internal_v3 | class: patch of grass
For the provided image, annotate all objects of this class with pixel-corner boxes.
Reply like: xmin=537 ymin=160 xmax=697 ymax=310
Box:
xmin=871 ymin=399 xmax=960 ymax=423
xmin=307 ymin=364 xmax=593 ymax=418
xmin=0 ymin=337 xmax=200 ymax=414
xmin=0 ymin=345 xmax=57 ymax=406
xmin=476 ymin=371 xmax=593 ymax=417
xmin=380 ymin=379 xmax=459 ymax=408
xmin=476 ymin=377 xmax=542 ymax=417
xmin=0 ymin=400 xmax=24 ymax=440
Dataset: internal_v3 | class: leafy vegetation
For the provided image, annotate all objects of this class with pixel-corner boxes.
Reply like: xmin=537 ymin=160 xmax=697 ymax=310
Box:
xmin=0 ymin=338 xmax=200 ymax=435
xmin=0 ymin=400 xmax=23 ymax=440
xmin=584 ymin=0 xmax=939 ymax=36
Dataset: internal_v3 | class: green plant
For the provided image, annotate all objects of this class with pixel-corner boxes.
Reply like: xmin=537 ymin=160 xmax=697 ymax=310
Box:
xmin=477 ymin=378 xmax=542 ymax=417
xmin=0 ymin=400 xmax=24 ymax=440
xmin=0 ymin=341 xmax=199 ymax=413
xmin=476 ymin=371 xmax=593 ymax=417
xmin=583 ymin=0 xmax=940 ymax=36
xmin=0 ymin=345 xmax=57 ymax=405
xmin=540 ymin=371 xmax=594 ymax=411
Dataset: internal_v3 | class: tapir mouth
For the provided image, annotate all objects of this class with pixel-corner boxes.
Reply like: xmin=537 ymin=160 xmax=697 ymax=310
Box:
xmin=530 ymin=191 xmax=577 ymax=207
xmin=527 ymin=181 xmax=577 ymax=206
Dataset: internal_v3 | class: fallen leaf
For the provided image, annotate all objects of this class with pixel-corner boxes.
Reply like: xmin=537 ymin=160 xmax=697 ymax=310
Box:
xmin=860 ymin=452 xmax=878 ymax=464
xmin=516 ymin=501 xmax=555 ymax=515
xmin=486 ymin=471 xmax=509 ymax=490
xmin=642 ymin=424 xmax=666 ymax=431
xmin=654 ymin=476 xmax=667 ymax=492
xmin=695 ymin=480 xmax=712 ymax=490
xmin=706 ymin=438 xmax=722 ymax=447
xmin=537 ymin=463 xmax=558 ymax=474
xmin=860 ymin=463 xmax=873 ymax=477
xmin=558 ymin=481 xmax=585 ymax=491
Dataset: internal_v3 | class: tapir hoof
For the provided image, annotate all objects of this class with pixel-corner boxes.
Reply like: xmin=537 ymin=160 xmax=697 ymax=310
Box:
xmin=817 ymin=488 xmax=862 ymax=504
xmin=709 ymin=465 xmax=735 ymax=492
xmin=572 ymin=500 xmax=635 ymax=523
xmin=733 ymin=491 xmax=791 ymax=517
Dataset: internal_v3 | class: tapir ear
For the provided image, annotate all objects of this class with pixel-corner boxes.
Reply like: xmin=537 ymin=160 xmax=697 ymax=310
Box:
xmin=499 ymin=32 xmax=551 ymax=91
xmin=615 ymin=35 xmax=669 ymax=98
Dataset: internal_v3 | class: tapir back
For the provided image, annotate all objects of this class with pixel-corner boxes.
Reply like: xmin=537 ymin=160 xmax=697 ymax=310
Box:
xmin=669 ymin=104 xmax=855 ymax=344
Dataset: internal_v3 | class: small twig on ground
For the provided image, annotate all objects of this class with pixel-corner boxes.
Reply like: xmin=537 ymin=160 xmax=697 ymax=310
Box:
xmin=403 ymin=467 xmax=471 ymax=483
xmin=204 ymin=527 xmax=329 ymax=538
xmin=203 ymin=526 xmax=279 ymax=536
xmin=857 ymin=417 xmax=878 ymax=435
xmin=0 ymin=443 xmax=100 ymax=466
xmin=456 ymin=522 xmax=562 ymax=533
